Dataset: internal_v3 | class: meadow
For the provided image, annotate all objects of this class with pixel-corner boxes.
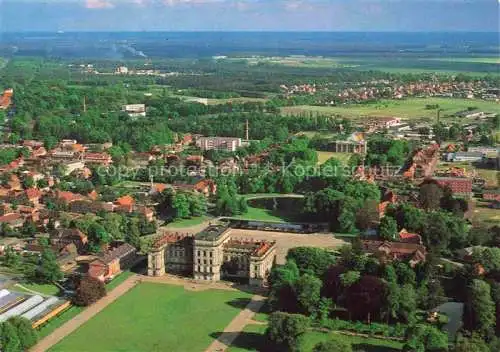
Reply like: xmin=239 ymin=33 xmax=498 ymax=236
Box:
xmin=283 ymin=98 xmax=500 ymax=120
xmin=49 ymin=283 xmax=252 ymax=352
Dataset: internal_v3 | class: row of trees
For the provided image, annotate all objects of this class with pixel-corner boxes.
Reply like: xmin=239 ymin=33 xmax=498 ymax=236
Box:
xmin=0 ymin=317 xmax=38 ymax=352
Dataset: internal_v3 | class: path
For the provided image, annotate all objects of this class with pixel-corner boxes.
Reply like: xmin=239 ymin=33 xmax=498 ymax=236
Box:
xmin=205 ymin=294 xmax=267 ymax=352
xmin=30 ymin=274 xmax=139 ymax=352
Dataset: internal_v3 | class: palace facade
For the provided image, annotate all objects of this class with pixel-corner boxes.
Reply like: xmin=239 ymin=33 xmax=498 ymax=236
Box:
xmin=147 ymin=225 xmax=276 ymax=286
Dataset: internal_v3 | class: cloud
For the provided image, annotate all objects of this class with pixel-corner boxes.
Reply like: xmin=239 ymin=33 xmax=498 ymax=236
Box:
xmin=85 ymin=0 xmax=114 ymax=9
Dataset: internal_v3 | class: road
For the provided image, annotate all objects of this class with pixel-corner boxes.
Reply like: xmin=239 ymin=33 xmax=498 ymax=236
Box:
xmin=30 ymin=274 xmax=139 ymax=352
xmin=205 ymin=294 xmax=266 ymax=352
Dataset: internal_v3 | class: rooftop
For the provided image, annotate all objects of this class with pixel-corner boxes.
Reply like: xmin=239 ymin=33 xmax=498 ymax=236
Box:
xmin=196 ymin=225 xmax=230 ymax=241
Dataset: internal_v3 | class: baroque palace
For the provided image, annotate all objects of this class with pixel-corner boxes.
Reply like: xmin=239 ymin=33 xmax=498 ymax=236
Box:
xmin=147 ymin=225 xmax=276 ymax=286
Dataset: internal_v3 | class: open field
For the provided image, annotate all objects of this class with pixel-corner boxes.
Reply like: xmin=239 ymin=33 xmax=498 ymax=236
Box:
xmin=437 ymin=162 xmax=498 ymax=188
xmin=425 ymin=57 xmax=500 ymax=64
xmin=317 ymin=151 xmax=352 ymax=165
xmin=283 ymin=98 xmax=500 ymax=120
xmin=472 ymin=200 xmax=500 ymax=227
xmin=165 ymin=215 xmax=212 ymax=229
xmin=49 ymin=283 xmax=252 ymax=352
xmin=228 ymin=229 xmax=345 ymax=264
xmin=13 ymin=282 xmax=60 ymax=296
xmin=232 ymin=206 xmax=289 ymax=222
xmin=226 ymin=55 xmax=499 ymax=74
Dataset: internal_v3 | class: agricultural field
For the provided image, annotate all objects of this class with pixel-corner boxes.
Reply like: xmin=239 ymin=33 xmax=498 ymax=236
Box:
xmin=49 ymin=283 xmax=252 ymax=352
xmin=226 ymin=55 xmax=499 ymax=74
xmin=282 ymin=98 xmax=500 ymax=120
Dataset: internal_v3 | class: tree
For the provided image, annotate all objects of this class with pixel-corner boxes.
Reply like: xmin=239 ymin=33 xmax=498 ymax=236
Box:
xmin=4 ymin=247 xmax=20 ymax=268
xmin=269 ymin=261 xmax=300 ymax=312
xmin=465 ymin=279 xmax=496 ymax=336
xmin=355 ymin=200 xmax=380 ymax=231
xmin=419 ymin=182 xmax=443 ymax=211
xmin=34 ymin=247 xmax=63 ymax=283
xmin=338 ymin=197 xmax=358 ymax=234
xmin=398 ymin=284 xmax=418 ymax=324
xmin=172 ymin=193 xmax=191 ymax=219
xmin=340 ymin=271 xmax=361 ymax=287
xmin=126 ymin=218 xmax=142 ymax=249
xmin=0 ymin=321 xmax=21 ymax=352
xmin=7 ymin=316 xmax=37 ymax=350
xmin=379 ymin=216 xmax=398 ymax=241
xmin=395 ymin=262 xmax=416 ymax=286
xmin=404 ymin=324 xmax=448 ymax=352
xmin=286 ymin=247 xmax=336 ymax=277
xmin=266 ymin=312 xmax=310 ymax=352
xmin=73 ymin=276 xmax=107 ymax=306
xmin=294 ymin=274 xmax=322 ymax=316
xmin=344 ymin=275 xmax=387 ymax=322
xmin=452 ymin=334 xmax=489 ymax=352
xmin=322 ymin=265 xmax=347 ymax=303
xmin=472 ymin=247 xmax=500 ymax=274
xmin=313 ymin=338 xmax=352 ymax=352
xmin=21 ymin=220 xmax=37 ymax=237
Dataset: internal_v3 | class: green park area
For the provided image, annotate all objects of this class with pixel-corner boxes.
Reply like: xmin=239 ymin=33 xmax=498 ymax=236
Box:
xmin=227 ymin=323 xmax=403 ymax=352
xmin=282 ymin=98 xmax=500 ymax=120
xmin=50 ymin=283 xmax=252 ymax=352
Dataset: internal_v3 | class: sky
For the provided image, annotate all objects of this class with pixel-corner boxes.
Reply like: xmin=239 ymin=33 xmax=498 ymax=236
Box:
xmin=0 ymin=0 xmax=498 ymax=32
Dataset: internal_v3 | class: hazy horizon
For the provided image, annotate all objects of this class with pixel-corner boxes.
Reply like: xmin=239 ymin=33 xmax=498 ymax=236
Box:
xmin=1 ymin=0 xmax=498 ymax=33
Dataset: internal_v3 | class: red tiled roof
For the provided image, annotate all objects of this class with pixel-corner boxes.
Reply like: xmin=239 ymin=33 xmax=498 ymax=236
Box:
xmin=56 ymin=191 xmax=83 ymax=203
xmin=88 ymin=265 xmax=106 ymax=279
xmin=399 ymin=229 xmax=422 ymax=244
xmin=0 ymin=213 xmax=22 ymax=223
xmin=115 ymin=195 xmax=135 ymax=206
xmin=152 ymin=232 xmax=192 ymax=249
xmin=25 ymin=188 xmax=42 ymax=199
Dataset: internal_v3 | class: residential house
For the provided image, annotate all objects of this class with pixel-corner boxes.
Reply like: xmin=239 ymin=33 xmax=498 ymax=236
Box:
xmin=51 ymin=229 xmax=88 ymax=253
xmin=24 ymin=188 xmax=43 ymax=206
xmin=83 ymin=152 xmax=112 ymax=167
xmin=361 ymin=240 xmax=427 ymax=267
xmin=0 ymin=213 xmax=24 ymax=228
xmin=114 ymin=195 xmax=135 ymax=213
xmin=483 ymin=189 xmax=500 ymax=202
xmin=432 ymin=177 xmax=473 ymax=198
xmin=398 ymin=229 xmax=423 ymax=244
xmin=88 ymin=243 xmax=138 ymax=282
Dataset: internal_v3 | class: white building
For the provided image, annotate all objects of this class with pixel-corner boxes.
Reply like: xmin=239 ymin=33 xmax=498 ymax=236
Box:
xmin=115 ymin=66 xmax=129 ymax=75
xmin=122 ymin=104 xmax=146 ymax=118
xmin=196 ymin=137 xmax=242 ymax=152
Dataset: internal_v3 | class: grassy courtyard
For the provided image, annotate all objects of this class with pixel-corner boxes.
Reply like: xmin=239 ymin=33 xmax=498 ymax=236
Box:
xmin=282 ymin=98 xmax=500 ymax=120
xmin=50 ymin=283 xmax=252 ymax=352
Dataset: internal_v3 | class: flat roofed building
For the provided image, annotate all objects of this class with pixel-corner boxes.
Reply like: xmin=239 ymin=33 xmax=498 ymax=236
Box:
xmin=122 ymin=104 xmax=146 ymax=118
xmin=196 ymin=137 xmax=242 ymax=152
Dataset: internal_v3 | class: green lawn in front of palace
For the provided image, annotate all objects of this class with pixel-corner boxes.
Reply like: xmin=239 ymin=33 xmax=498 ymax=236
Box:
xmin=49 ymin=283 xmax=252 ymax=352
